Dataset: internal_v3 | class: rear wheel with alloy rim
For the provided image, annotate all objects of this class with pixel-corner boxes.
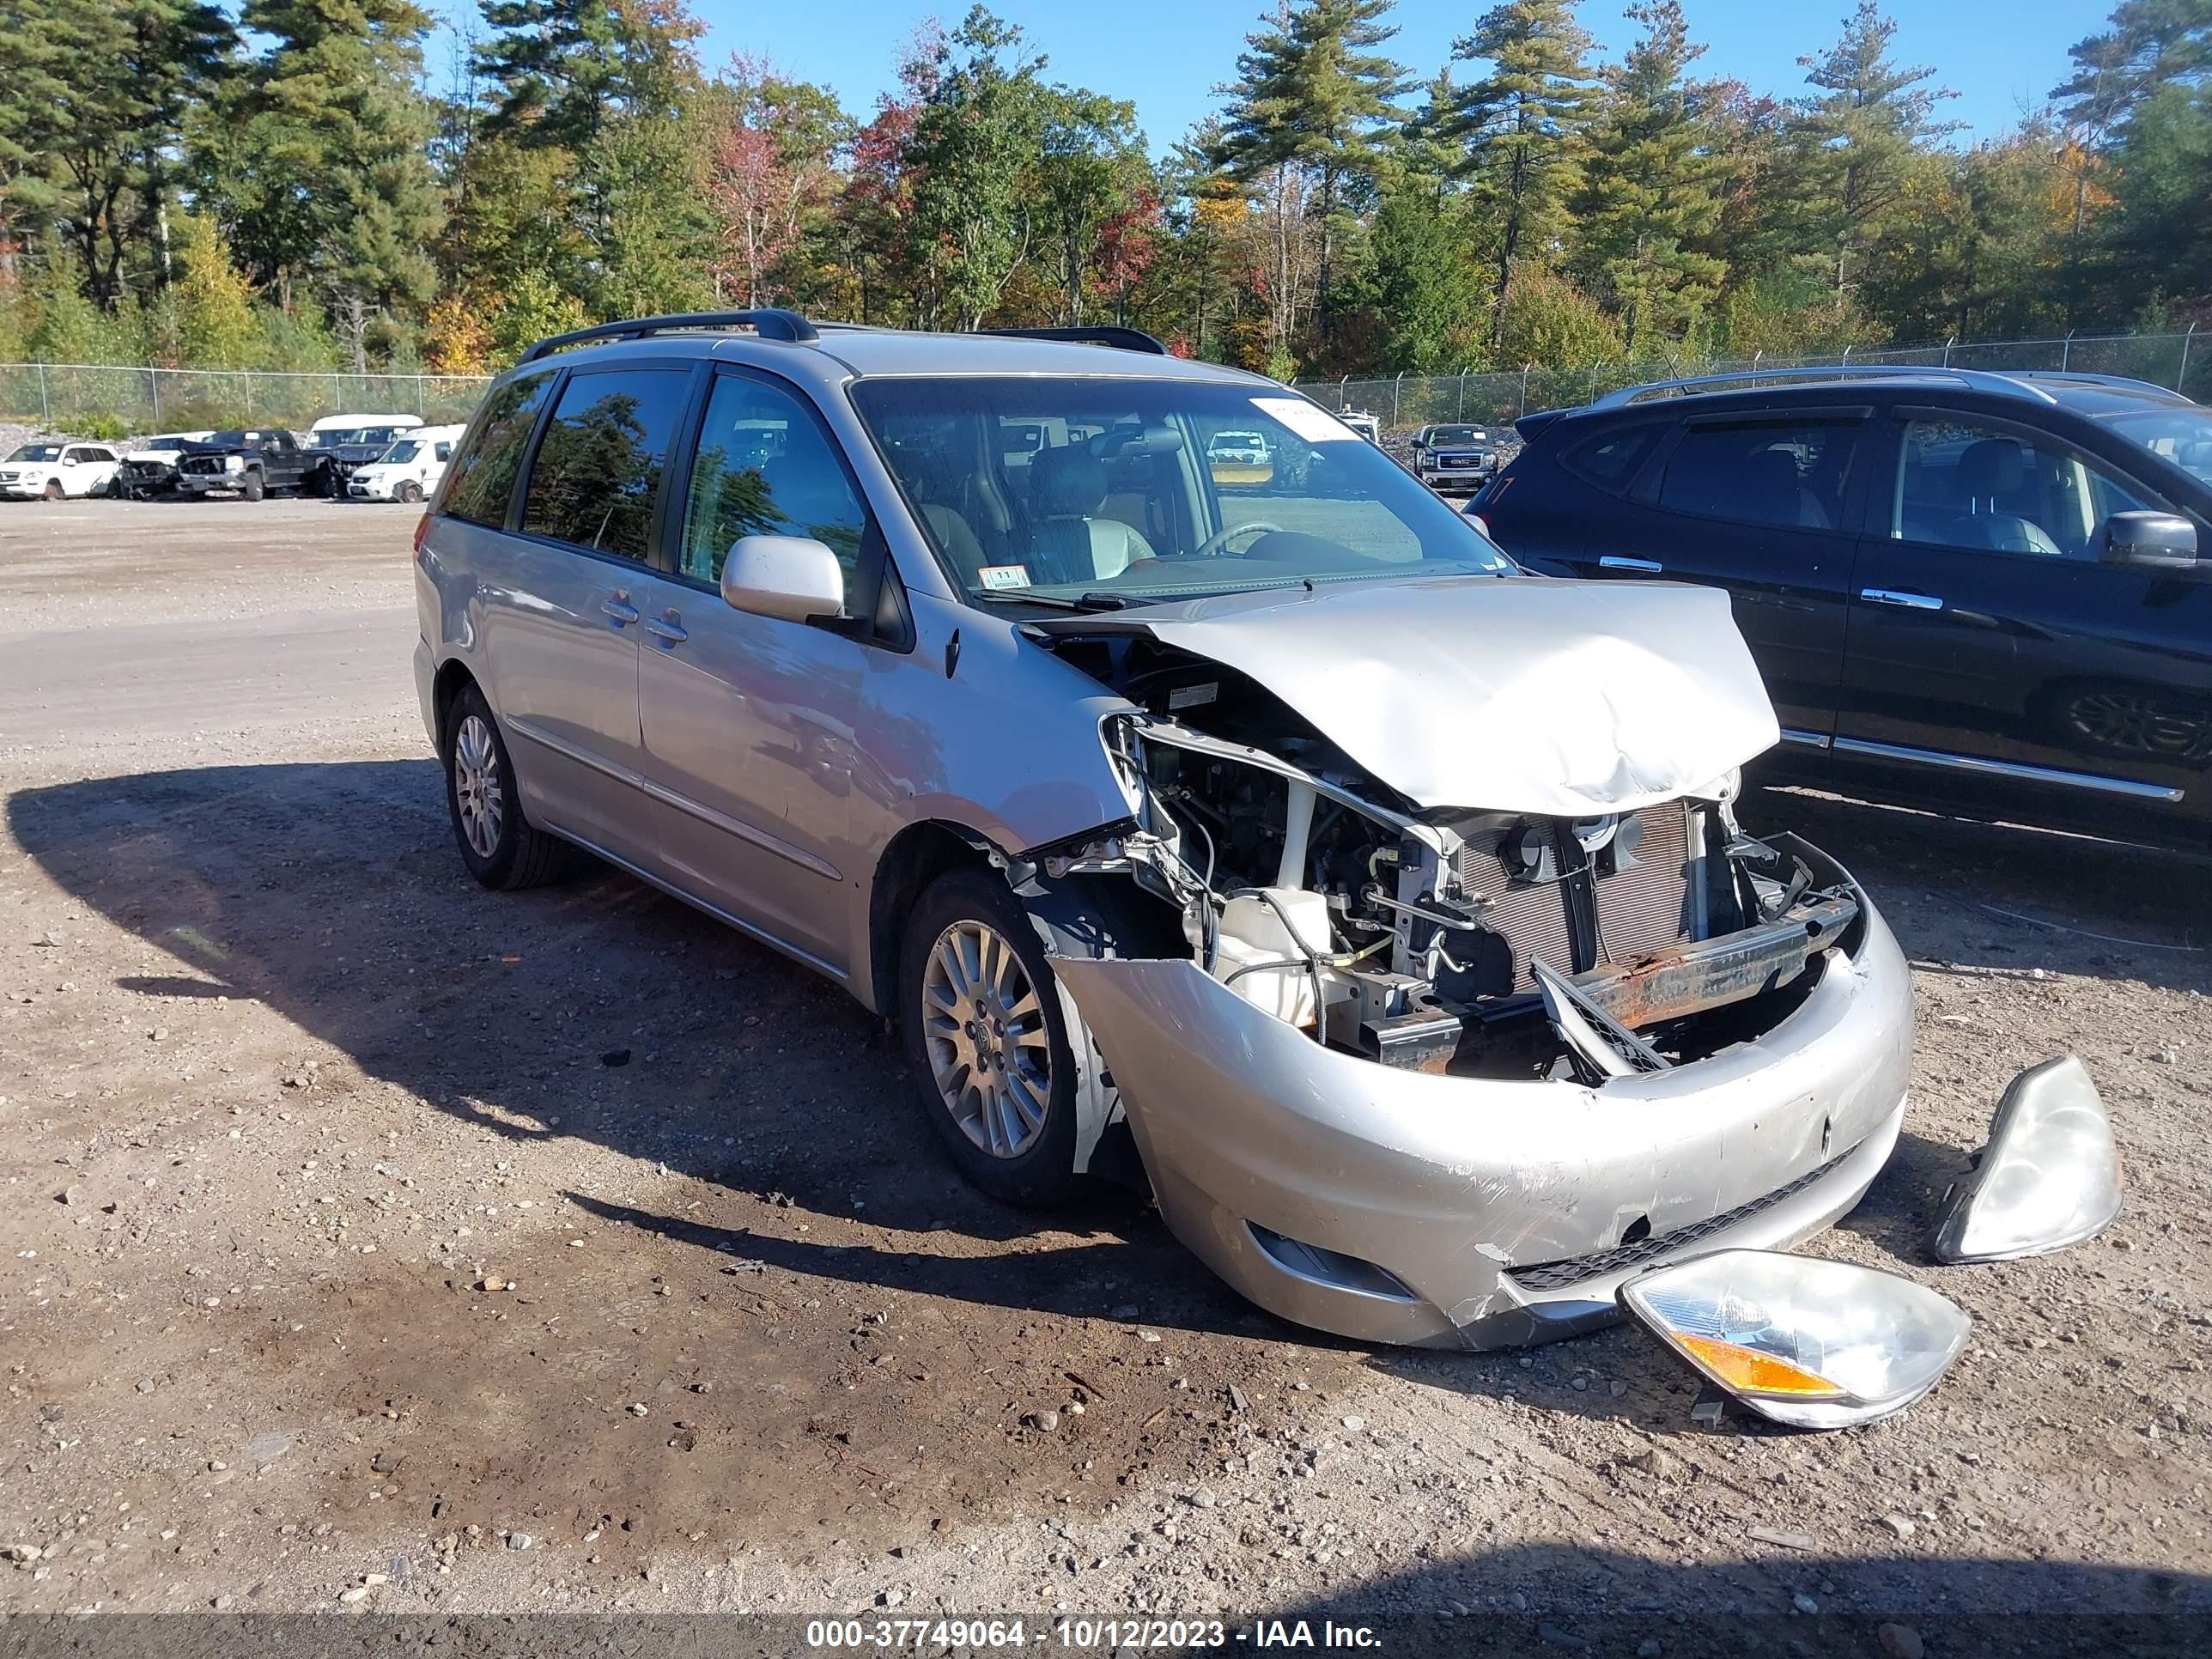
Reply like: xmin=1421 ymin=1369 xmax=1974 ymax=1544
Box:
xmin=442 ymin=684 xmax=568 ymax=890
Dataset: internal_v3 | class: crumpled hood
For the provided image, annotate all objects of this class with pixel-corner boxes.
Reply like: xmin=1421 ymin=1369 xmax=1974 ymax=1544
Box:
xmin=1038 ymin=574 xmax=1780 ymax=815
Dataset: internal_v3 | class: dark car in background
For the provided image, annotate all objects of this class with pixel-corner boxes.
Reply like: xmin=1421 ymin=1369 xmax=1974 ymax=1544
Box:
xmin=175 ymin=428 xmax=318 ymax=501
xmin=1472 ymin=367 xmax=2212 ymax=849
xmin=1410 ymin=422 xmax=1499 ymax=494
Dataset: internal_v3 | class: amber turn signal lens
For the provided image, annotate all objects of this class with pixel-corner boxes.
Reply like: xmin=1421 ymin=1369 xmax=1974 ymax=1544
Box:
xmin=1674 ymin=1334 xmax=1844 ymax=1398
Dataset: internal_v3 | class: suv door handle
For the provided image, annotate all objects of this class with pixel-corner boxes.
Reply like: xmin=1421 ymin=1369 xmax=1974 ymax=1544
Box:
xmin=642 ymin=611 xmax=688 ymax=644
xmin=601 ymin=592 xmax=641 ymax=626
xmin=1599 ymin=556 xmax=1663 ymax=573
xmin=1860 ymin=587 xmax=1944 ymax=611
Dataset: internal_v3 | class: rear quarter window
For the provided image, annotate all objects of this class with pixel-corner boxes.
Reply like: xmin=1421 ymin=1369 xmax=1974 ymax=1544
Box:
xmin=1558 ymin=424 xmax=1663 ymax=494
xmin=441 ymin=374 xmax=554 ymax=526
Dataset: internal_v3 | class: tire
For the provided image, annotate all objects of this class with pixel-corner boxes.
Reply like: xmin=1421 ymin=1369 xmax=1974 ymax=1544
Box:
xmin=899 ymin=868 xmax=1088 ymax=1206
xmin=42 ymin=479 xmax=62 ymax=501
xmin=241 ymin=469 xmax=264 ymax=502
xmin=442 ymin=684 xmax=568 ymax=890
xmin=398 ymin=479 xmax=423 ymax=504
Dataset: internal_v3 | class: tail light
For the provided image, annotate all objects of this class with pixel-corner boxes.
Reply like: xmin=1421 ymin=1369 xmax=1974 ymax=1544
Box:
xmin=412 ymin=512 xmax=432 ymax=557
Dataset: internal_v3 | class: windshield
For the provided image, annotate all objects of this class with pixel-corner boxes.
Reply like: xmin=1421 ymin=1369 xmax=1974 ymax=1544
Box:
xmin=141 ymin=439 xmax=187 ymax=453
xmin=313 ymin=426 xmax=404 ymax=448
xmin=380 ymin=440 xmax=423 ymax=465
xmin=7 ymin=444 xmax=63 ymax=462
xmin=1429 ymin=426 xmax=1486 ymax=445
xmin=2102 ymin=406 xmax=2212 ymax=489
xmin=852 ymin=377 xmax=1512 ymax=607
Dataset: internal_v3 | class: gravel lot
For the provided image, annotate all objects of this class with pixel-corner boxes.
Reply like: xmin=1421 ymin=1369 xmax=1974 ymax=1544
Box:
xmin=2 ymin=496 xmax=2209 ymax=1649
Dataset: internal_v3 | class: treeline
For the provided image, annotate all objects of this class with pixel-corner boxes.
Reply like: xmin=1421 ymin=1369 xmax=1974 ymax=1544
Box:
xmin=0 ymin=0 xmax=2206 ymax=384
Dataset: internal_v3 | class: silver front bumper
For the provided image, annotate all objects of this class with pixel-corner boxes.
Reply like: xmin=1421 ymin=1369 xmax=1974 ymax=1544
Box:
xmin=1054 ymin=853 xmax=1912 ymax=1348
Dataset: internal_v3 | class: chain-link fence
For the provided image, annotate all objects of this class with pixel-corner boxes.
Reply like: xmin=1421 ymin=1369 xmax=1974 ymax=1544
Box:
xmin=0 ymin=363 xmax=494 ymax=434
xmin=1294 ymin=327 xmax=2209 ymax=437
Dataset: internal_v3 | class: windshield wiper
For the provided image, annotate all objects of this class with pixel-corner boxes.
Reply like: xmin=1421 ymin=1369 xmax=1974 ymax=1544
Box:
xmin=969 ymin=589 xmax=1082 ymax=610
xmin=1074 ymin=592 xmax=1133 ymax=610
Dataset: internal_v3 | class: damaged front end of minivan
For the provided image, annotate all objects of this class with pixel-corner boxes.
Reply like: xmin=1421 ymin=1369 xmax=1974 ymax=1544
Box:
xmin=1009 ymin=578 xmax=1914 ymax=1349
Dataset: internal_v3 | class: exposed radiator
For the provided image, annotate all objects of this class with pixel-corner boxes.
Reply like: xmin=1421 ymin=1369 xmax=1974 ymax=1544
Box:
xmin=1448 ymin=800 xmax=1694 ymax=994
xmin=1595 ymin=798 xmax=1693 ymax=964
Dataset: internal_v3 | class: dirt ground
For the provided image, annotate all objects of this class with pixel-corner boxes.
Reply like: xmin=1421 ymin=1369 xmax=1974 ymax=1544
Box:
xmin=2 ymin=496 xmax=2209 ymax=1649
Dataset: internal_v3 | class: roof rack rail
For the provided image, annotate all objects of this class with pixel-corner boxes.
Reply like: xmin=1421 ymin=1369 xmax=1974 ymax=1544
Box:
xmin=2004 ymin=369 xmax=2197 ymax=405
xmin=519 ymin=307 xmax=819 ymax=365
xmin=980 ymin=325 xmax=1170 ymax=356
xmin=1591 ymin=363 xmax=2067 ymax=409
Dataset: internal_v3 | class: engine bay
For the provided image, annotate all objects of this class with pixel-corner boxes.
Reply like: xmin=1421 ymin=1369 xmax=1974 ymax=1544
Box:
xmin=1030 ymin=634 xmax=1861 ymax=1085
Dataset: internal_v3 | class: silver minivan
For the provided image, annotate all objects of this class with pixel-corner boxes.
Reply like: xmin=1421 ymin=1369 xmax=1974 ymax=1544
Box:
xmin=414 ymin=310 xmax=1915 ymax=1351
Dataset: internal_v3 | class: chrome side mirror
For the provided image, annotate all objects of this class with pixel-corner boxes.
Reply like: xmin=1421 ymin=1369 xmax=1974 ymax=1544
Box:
xmin=720 ymin=534 xmax=845 ymax=624
xmin=2097 ymin=510 xmax=2198 ymax=570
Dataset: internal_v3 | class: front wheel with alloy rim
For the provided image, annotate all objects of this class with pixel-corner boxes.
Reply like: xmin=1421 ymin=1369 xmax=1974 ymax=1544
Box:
xmin=441 ymin=684 xmax=568 ymax=890
xmin=899 ymin=869 xmax=1087 ymax=1206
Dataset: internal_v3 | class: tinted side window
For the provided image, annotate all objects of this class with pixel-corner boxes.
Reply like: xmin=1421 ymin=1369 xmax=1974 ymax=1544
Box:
xmin=522 ymin=368 xmax=690 ymax=560
xmin=678 ymin=374 xmax=867 ymax=585
xmin=442 ymin=374 xmax=554 ymax=526
xmin=1657 ymin=421 xmax=1860 ymax=531
xmin=1559 ymin=424 xmax=1662 ymax=494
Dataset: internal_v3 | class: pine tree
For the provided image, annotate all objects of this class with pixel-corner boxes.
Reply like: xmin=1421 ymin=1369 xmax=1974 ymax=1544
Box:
xmin=1446 ymin=0 xmax=1600 ymax=345
xmin=1363 ymin=191 xmax=1479 ymax=370
xmin=2 ymin=0 xmax=235 ymax=307
xmin=2052 ymin=0 xmax=2212 ymax=308
xmin=1570 ymin=1 xmax=1725 ymax=354
xmin=203 ymin=0 xmax=443 ymax=367
xmin=1216 ymin=0 xmax=1408 ymax=348
xmin=1787 ymin=3 xmax=1959 ymax=316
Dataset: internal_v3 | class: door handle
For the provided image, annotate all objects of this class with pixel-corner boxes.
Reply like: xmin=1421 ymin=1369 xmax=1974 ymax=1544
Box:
xmin=1859 ymin=587 xmax=1944 ymax=611
xmin=601 ymin=592 xmax=641 ymax=626
xmin=643 ymin=611 xmax=688 ymax=644
xmin=1599 ymin=556 xmax=1664 ymax=574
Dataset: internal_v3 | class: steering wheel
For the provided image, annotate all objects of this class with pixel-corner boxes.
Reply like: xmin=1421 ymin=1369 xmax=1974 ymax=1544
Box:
xmin=1192 ymin=520 xmax=1285 ymax=557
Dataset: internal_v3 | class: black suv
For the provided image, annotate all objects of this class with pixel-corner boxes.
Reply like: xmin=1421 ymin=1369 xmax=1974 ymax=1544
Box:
xmin=1474 ymin=368 xmax=2212 ymax=848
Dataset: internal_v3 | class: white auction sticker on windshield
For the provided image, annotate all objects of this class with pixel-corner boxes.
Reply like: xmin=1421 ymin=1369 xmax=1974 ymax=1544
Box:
xmin=977 ymin=563 xmax=1030 ymax=591
xmin=1252 ymin=397 xmax=1358 ymax=443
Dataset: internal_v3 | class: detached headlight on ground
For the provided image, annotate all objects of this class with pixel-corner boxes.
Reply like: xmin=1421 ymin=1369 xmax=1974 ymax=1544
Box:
xmin=1932 ymin=1054 xmax=2121 ymax=1264
xmin=1620 ymin=1249 xmax=1971 ymax=1429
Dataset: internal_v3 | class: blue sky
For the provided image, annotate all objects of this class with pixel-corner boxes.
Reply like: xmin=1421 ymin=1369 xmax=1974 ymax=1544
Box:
xmin=428 ymin=0 xmax=2112 ymax=154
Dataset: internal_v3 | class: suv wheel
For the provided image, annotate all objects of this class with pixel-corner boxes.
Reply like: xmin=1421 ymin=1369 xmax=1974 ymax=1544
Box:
xmin=443 ymin=684 xmax=568 ymax=890
xmin=42 ymin=479 xmax=62 ymax=501
xmin=899 ymin=869 xmax=1084 ymax=1207
xmin=398 ymin=479 xmax=423 ymax=504
xmin=241 ymin=469 xmax=264 ymax=502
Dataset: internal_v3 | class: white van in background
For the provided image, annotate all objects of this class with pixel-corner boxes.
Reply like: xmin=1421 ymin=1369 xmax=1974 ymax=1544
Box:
xmin=346 ymin=424 xmax=465 ymax=502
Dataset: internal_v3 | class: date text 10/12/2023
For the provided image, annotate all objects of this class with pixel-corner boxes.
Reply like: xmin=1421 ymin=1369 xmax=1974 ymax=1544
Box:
xmin=804 ymin=1618 xmax=1384 ymax=1650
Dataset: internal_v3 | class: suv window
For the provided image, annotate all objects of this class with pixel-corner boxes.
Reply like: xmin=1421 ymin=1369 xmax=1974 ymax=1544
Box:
xmin=678 ymin=373 xmax=868 ymax=586
xmin=1559 ymin=424 xmax=1663 ymax=493
xmin=1656 ymin=419 xmax=1860 ymax=531
xmin=1893 ymin=416 xmax=2160 ymax=561
xmin=521 ymin=368 xmax=689 ymax=560
xmin=443 ymin=375 xmax=553 ymax=526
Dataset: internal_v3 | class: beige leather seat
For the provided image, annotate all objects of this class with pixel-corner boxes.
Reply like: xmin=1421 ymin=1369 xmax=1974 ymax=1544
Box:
xmin=1026 ymin=446 xmax=1155 ymax=582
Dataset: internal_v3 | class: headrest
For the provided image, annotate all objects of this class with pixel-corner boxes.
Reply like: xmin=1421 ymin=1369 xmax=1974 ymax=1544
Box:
xmin=1959 ymin=437 xmax=2027 ymax=498
xmin=1030 ymin=444 xmax=1106 ymax=518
